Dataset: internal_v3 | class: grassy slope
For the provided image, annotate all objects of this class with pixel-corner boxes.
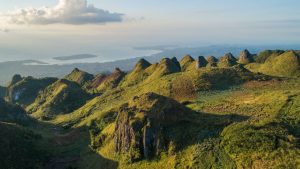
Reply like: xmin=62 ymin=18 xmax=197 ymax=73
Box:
xmin=27 ymin=79 xmax=90 ymax=120
xmin=52 ymin=66 xmax=262 ymax=127
xmin=83 ymin=78 xmax=298 ymax=169
xmin=246 ymin=51 xmax=300 ymax=77
xmin=6 ymin=77 xmax=57 ymax=107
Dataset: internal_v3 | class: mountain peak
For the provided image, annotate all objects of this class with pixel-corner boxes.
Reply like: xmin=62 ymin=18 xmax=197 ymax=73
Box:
xmin=218 ymin=53 xmax=237 ymax=67
xmin=238 ymin=49 xmax=254 ymax=64
xmin=64 ymin=68 xmax=94 ymax=86
xmin=134 ymin=59 xmax=151 ymax=71
xmin=196 ymin=56 xmax=208 ymax=68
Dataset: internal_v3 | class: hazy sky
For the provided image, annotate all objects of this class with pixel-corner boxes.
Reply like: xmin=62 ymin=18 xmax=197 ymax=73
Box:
xmin=0 ymin=0 xmax=300 ymax=62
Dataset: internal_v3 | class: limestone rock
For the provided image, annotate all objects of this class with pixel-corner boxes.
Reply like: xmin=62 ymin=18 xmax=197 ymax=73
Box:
xmin=196 ymin=56 xmax=208 ymax=69
xmin=238 ymin=49 xmax=254 ymax=64
xmin=180 ymin=55 xmax=195 ymax=71
xmin=218 ymin=53 xmax=237 ymax=67
xmin=114 ymin=92 xmax=194 ymax=160
xmin=206 ymin=56 xmax=218 ymax=67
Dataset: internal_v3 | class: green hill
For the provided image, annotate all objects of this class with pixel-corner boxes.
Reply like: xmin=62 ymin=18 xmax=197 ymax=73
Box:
xmin=206 ymin=56 xmax=218 ymax=67
xmin=146 ymin=58 xmax=181 ymax=81
xmin=97 ymin=68 xmax=127 ymax=92
xmin=218 ymin=53 xmax=238 ymax=67
xmin=64 ymin=68 xmax=94 ymax=86
xmin=6 ymin=76 xmax=57 ymax=107
xmin=112 ymin=92 xmax=196 ymax=160
xmin=27 ymin=79 xmax=90 ymax=120
xmin=246 ymin=50 xmax=300 ymax=77
xmin=254 ymin=50 xmax=285 ymax=63
xmin=120 ymin=59 xmax=152 ymax=87
xmin=180 ymin=55 xmax=195 ymax=71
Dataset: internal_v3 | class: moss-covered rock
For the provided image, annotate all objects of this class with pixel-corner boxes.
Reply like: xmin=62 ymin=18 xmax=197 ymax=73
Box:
xmin=238 ymin=49 xmax=254 ymax=64
xmin=114 ymin=92 xmax=194 ymax=160
xmin=196 ymin=56 xmax=208 ymax=68
xmin=180 ymin=55 xmax=195 ymax=71
xmin=218 ymin=53 xmax=237 ymax=68
xmin=206 ymin=56 xmax=218 ymax=67
xmin=146 ymin=58 xmax=181 ymax=81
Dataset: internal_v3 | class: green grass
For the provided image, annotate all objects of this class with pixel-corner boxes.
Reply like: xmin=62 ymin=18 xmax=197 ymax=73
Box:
xmin=246 ymin=51 xmax=300 ymax=77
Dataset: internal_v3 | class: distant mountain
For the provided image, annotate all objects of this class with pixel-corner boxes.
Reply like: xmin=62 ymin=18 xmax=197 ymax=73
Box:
xmin=53 ymin=54 xmax=98 ymax=61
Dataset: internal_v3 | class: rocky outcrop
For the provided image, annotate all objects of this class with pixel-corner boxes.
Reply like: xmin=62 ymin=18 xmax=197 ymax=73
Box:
xmin=114 ymin=93 xmax=193 ymax=160
xmin=238 ymin=49 xmax=254 ymax=64
xmin=206 ymin=56 xmax=218 ymax=67
xmin=134 ymin=59 xmax=151 ymax=71
xmin=146 ymin=58 xmax=181 ymax=81
xmin=218 ymin=53 xmax=237 ymax=67
xmin=171 ymin=57 xmax=181 ymax=71
xmin=196 ymin=56 xmax=208 ymax=69
xmin=180 ymin=55 xmax=195 ymax=71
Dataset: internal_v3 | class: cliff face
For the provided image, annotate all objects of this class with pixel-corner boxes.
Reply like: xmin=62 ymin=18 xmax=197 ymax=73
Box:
xmin=114 ymin=92 xmax=193 ymax=160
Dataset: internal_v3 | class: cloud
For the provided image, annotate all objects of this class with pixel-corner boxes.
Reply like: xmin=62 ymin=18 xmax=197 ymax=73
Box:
xmin=1 ymin=0 xmax=124 ymax=25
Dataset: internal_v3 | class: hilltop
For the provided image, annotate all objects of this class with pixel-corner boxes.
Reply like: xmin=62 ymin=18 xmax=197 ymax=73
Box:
xmin=27 ymin=79 xmax=90 ymax=120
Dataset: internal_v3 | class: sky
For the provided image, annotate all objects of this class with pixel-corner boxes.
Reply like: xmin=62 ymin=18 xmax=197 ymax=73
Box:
xmin=0 ymin=0 xmax=300 ymax=63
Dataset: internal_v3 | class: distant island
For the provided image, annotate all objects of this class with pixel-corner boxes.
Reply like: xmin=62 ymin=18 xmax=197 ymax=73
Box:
xmin=53 ymin=54 xmax=98 ymax=61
